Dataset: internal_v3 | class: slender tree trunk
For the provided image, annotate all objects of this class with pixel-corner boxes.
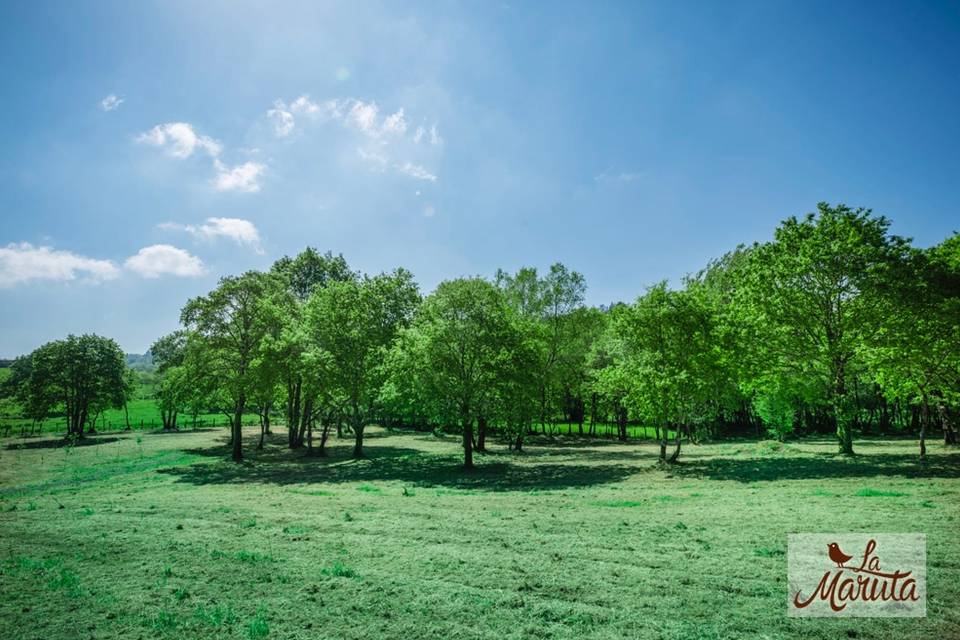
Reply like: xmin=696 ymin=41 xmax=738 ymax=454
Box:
xmin=938 ymin=403 xmax=958 ymax=445
xmin=232 ymin=394 xmax=245 ymax=462
xmin=318 ymin=421 xmax=331 ymax=456
xmin=352 ymin=410 xmax=365 ymax=458
xmin=666 ymin=429 xmax=682 ymax=463
xmin=476 ymin=416 xmax=487 ymax=452
xmin=288 ymin=380 xmax=301 ymax=449
xmin=463 ymin=415 xmax=474 ymax=469
xmin=919 ymin=394 xmax=929 ymax=459
xmin=834 ymin=363 xmax=854 ymax=455
xmin=257 ymin=412 xmax=266 ymax=450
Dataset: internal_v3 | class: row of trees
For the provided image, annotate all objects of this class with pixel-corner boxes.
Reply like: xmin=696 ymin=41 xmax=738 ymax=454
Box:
xmin=4 ymin=203 xmax=957 ymax=465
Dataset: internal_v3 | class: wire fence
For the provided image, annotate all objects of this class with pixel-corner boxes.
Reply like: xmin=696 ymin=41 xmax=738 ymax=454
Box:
xmin=0 ymin=415 xmax=243 ymax=438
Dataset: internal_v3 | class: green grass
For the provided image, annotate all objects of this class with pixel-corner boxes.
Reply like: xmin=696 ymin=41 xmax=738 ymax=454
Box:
xmin=854 ymin=487 xmax=910 ymax=497
xmin=0 ymin=395 xmax=257 ymax=436
xmin=1 ymin=426 xmax=958 ymax=639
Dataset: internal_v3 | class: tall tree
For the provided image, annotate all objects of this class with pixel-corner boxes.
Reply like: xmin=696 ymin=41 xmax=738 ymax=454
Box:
xmin=614 ymin=284 xmax=723 ymax=462
xmin=151 ymin=330 xmax=189 ymax=430
xmin=181 ymin=272 xmax=276 ymax=461
xmin=738 ymin=203 xmax=911 ymax=454
xmin=14 ymin=334 xmax=128 ymax=438
xmin=306 ymin=269 xmax=419 ymax=458
xmin=269 ymin=248 xmax=354 ymax=449
xmin=496 ymin=263 xmax=586 ymax=432
xmin=397 ymin=278 xmax=523 ymax=468
xmin=868 ymin=234 xmax=960 ymax=455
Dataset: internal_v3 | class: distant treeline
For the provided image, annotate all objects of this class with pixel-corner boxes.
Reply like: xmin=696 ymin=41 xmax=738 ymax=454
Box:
xmin=2 ymin=203 xmax=958 ymax=466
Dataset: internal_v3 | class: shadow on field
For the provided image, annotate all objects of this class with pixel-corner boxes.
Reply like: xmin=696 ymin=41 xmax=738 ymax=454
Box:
xmin=5 ymin=436 xmax=120 ymax=450
xmin=675 ymin=452 xmax=960 ymax=482
xmin=156 ymin=438 xmax=646 ymax=491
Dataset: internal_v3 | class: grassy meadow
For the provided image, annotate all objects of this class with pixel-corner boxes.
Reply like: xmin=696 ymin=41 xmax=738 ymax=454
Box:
xmin=1 ymin=427 xmax=957 ymax=640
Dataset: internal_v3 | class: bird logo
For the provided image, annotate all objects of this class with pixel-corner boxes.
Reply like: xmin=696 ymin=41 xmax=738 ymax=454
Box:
xmin=827 ymin=542 xmax=853 ymax=568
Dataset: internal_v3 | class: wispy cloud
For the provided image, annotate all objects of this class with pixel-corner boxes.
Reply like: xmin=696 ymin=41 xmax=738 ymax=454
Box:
xmin=137 ymin=122 xmax=222 ymax=158
xmin=594 ymin=169 xmax=643 ymax=184
xmin=266 ymin=94 xmax=441 ymax=182
xmin=100 ymin=94 xmax=123 ymax=112
xmin=267 ymin=100 xmax=295 ymax=137
xmin=0 ymin=242 xmax=119 ymax=287
xmin=395 ymin=162 xmax=437 ymax=182
xmin=160 ymin=217 xmax=264 ymax=254
xmin=124 ymin=244 xmax=205 ymax=279
xmin=212 ymin=160 xmax=266 ymax=193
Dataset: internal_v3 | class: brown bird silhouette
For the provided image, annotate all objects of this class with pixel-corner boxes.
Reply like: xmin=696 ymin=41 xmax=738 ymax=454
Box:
xmin=827 ymin=542 xmax=853 ymax=568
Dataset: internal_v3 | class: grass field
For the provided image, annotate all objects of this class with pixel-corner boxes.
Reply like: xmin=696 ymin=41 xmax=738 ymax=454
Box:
xmin=0 ymin=398 xmax=253 ymax=436
xmin=1 ymin=427 xmax=957 ymax=639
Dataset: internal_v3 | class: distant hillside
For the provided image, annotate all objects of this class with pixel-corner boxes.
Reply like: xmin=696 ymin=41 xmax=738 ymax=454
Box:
xmin=125 ymin=353 xmax=156 ymax=372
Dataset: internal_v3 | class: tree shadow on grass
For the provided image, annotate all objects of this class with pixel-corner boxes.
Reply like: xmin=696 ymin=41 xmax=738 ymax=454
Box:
xmin=156 ymin=441 xmax=647 ymax=492
xmin=5 ymin=436 xmax=120 ymax=451
xmin=673 ymin=451 xmax=960 ymax=482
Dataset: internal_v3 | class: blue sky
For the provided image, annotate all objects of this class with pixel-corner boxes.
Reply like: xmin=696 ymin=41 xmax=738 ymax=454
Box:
xmin=1 ymin=0 xmax=959 ymax=356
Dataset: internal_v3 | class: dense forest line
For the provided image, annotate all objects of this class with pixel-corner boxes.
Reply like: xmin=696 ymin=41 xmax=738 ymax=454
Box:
xmin=3 ymin=203 xmax=958 ymax=466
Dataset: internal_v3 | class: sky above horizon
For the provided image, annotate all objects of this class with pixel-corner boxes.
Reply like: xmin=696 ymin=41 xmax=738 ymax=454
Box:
xmin=1 ymin=0 xmax=959 ymax=356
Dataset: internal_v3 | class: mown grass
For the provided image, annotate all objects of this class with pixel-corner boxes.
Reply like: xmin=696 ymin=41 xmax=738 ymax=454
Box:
xmin=0 ymin=426 xmax=958 ymax=639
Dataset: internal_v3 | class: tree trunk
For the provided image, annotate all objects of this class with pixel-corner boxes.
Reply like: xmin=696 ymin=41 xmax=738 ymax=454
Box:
xmin=919 ymin=395 xmax=929 ymax=459
xmin=463 ymin=415 xmax=474 ymax=469
xmin=476 ymin=416 xmax=487 ymax=452
xmin=287 ymin=380 xmax=301 ymax=449
xmin=938 ymin=403 xmax=958 ymax=445
xmin=352 ymin=417 xmax=364 ymax=458
xmin=257 ymin=412 xmax=266 ymax=450
xmin=513 ymin=433 xmax=524 ymax=452
xmin=318 ymin=421 xmax=331 ymax=456
xmin=232 ymin=394 xmax=245 ymax=462
xmin=666 ymin=429 xmax=682 ymax=463
xmin=833 ymin=361 xmax=854 ymax=455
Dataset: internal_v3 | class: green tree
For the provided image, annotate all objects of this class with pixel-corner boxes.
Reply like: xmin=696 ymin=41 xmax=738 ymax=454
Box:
xmin=614 ymin=284 xmax=723 ymax=462
xmin=306 ymin=269 xmax=419 ymax=458
xmin=151 ymin=330 xmax=189 ymax=430
xmin=397 ymin=278 xmax=523 ymax=468
xmin=868 ymin=234 xmax=960 ymax=455
xmin=181 ymin=272 xmax=276 ymax=461
xmin=269 ymin=248 xmax=355 ymax=449
xmin=738 ymin=203 xmax=911 ymax=454
xmin=15 ymin=334 xmax=128 ymax=437
xmin=496 ymin=263 xmax=587 ymax=432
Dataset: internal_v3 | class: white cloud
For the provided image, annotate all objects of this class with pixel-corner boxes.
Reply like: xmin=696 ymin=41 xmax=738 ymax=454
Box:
xmin=414 ymin=124 xmax=443 ymax=145
xmin=212 ymin=160 xmax=266 ymax=193
xmin=423 ymin=204 xmax=436 ymax=218
xmin=381 ymin=108 xmax=408 ymax=135
xmin=161 ymin=217 xmax=264 ymax=253
xmin=267 ymin=95 xmax=441 ymax=182
xmin=357 ymin=147 xmax=389 ymax=170
xmin=0 ymin=242 xmax=119 ymax=287
xmin=124 ymin=245 xmax=204 ymax=279
xmin=137 ymin=122 xmax=222 ymax=158
xmin=594 ymin=169 xmax=643 ymax=184
xmin=267 ymin=101 xmax=295 ymax=137
xmin=395 ymin=162 xmax=437 ymax=182
xmin=100 ymin=94 xmax=123 ymax=111
xmin=291 ymin=95 xmax=324 ymax=115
